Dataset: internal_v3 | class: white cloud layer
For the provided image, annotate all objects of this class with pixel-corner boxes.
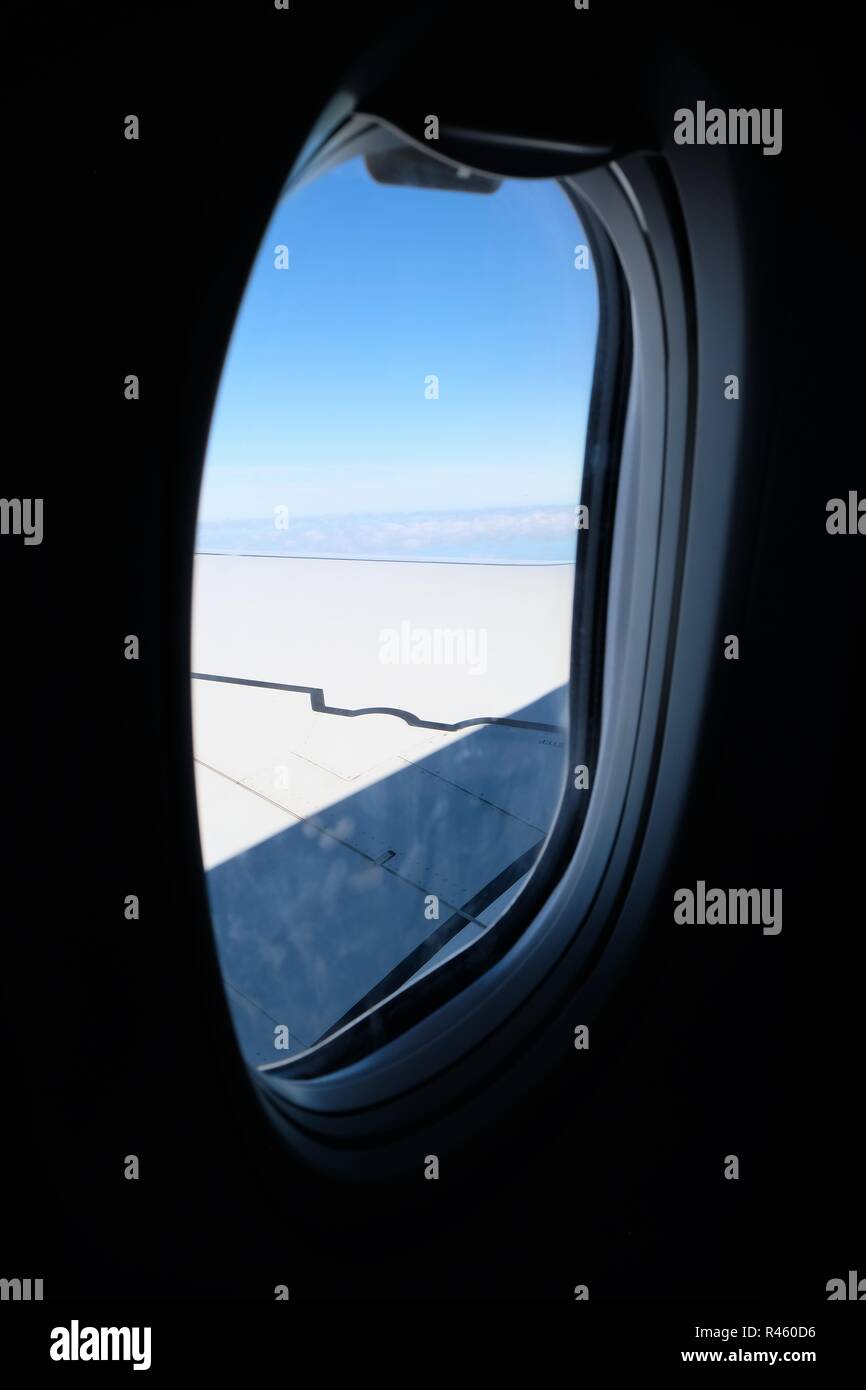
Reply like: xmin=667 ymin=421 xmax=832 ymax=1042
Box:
xmin=197 ymin=506 xmax=578 ymax=564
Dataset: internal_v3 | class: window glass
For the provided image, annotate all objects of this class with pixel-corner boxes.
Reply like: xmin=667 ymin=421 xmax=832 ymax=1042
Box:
xmin=193 ymin=150 xmax=599 ymax=1065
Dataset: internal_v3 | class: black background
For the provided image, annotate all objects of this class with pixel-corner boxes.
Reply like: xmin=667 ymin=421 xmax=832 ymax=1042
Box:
xmin=2 ymin=0 xmax=864 ymax=1346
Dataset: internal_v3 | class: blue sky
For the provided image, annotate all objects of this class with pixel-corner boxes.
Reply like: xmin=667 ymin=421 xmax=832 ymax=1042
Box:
xmin=197 ymin=154 xmax=598 ymax=561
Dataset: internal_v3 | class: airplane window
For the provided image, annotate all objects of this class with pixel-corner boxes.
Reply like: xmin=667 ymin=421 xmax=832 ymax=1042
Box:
xmin=192 ymin=146 xmax=600 ymax=1066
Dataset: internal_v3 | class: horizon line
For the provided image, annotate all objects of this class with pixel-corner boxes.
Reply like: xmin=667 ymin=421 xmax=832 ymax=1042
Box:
xmin=194 ymin=550 xmax=575 ymax=567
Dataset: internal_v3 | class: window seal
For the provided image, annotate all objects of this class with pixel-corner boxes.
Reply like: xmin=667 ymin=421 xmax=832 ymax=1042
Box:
xmin=252 ymin=148 xmax=698 ymax=1146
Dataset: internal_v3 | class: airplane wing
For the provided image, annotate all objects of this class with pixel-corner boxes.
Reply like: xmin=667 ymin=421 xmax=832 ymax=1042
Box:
xmin=192 ymin=552 xmax=573 ymax=1063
